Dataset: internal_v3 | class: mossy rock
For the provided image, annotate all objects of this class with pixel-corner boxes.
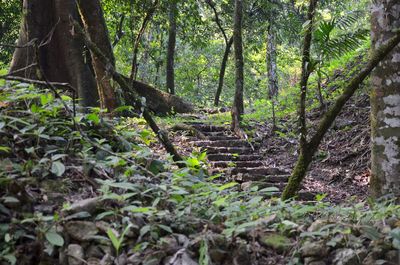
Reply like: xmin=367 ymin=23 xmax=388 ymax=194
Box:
xmin=260 ymin=233 xmax=292 ymax=253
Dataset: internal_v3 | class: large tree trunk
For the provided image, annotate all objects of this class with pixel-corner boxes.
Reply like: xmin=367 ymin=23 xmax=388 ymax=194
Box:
xmin=10 ymin=0 xmax=99 ymax=107
xmin=215 ymin=36 xmax=233 ymax=106
xmin=77 ymin=0 xmax=118 ymax=111
xmin=370 ymin=0 xmax=400 ymax=198
xmin=166 ymin=0 xmax=177 ymax=95
xmin=231 ymin=0 xmax=244 ymax=135
xmin=267 ymin=24 xmax=279 ymax=131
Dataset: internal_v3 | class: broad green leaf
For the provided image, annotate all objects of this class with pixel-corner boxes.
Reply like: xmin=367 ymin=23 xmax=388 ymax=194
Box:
xmin=45 ymin=231 xmax=64 ymax=247
xmin=361 ymin=226 xmax=381 ymax=240
xmin=158 ymin=224 xmax=173 ymax=234
xmin=3 ymin=254 xmax=17 ymax=265
xmin=51 ymin=161 xmax=65 ymax=177
xmin=86 ymin=113 xmax=100 ymax=124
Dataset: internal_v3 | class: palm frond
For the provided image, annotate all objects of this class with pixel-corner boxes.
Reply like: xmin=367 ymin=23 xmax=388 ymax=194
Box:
xmin=321 ymin=29 xmax=369 ymax=58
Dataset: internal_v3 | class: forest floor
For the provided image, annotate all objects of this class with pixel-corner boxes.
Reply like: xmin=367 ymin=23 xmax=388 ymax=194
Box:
xmin=1 ymin=60 xmax=399 ymax=265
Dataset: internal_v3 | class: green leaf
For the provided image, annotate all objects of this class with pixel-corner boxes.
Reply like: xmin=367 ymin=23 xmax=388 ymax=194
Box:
xmin=131 ymin=207 xmax=152 ymax=213
xmin=213 ymin=196 xmax=227 ymax=207
xmin=140 ymin=225 xmax=151 ymax=238
xmin=86 ymin=113 xmax=100 ymax=124
xmin=5 ymin=233 xmax=11 ymax=243
xmin=51 ymin=154 xmax=67 ymax=161
xmin=3 ymin=196 xmax=19 ymax=204
xmin=258 ymin=187 xmax=280 ymax=193
xmin=51 ymin=161 xmax=65 ymax=177
xmin=3 ymin=254 xmax=17 ymax=265
xmin=217 ymin=182 xmax=238 ymax=191
xmin=95 ymin=211 xmax=115 ymax=220
xmin=186 ymin=157 xmax=200 ymax=168
xmin=0 ymin=146 xmax=10 ymax=153
xmin=158 ymin=224 xmax=173 ymax=234
xmin=45 ymin=231 xmax=64 ymax=247
xmin=199 ymin=239 xmax=210 ymax=265
xmin=361 ymin=226 xmax=381 ymax=240
xmin=107 ymin=228 xmax=121 ymax=252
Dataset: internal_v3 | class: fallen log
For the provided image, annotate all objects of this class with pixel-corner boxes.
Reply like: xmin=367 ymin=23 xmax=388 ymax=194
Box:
xmin=128 ymin=78 xmax=194 ymax=115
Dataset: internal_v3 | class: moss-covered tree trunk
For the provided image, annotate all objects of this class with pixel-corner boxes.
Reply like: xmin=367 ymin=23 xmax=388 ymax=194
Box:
xmin=370 ymin=0 xmax=400 ymax=198
xmin=231 ymin=0 xmax=244 ymax=135
xmin=298 ymin=0 xmax=318 ymax=150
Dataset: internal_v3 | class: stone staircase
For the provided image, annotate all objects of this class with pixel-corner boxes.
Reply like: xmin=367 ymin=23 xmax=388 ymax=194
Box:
xmin=182 ymin=122 xmax=314 ymax=200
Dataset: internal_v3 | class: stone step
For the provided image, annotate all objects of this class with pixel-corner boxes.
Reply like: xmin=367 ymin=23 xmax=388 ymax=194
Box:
xmin=230 ymin=167 xmax=289 ymax=176
xmin=193 ymin=140 xmax=251 ymax=148
xmin=241 ymin=181 xmax=288 ymax=191
xmin=210 ymin=160 xmax=264 ymax=168
xmin=261 ymin=191 xmax=315 ymax=201
xmin=183 ymin=121 xmax=207 ymax=125
xmin=191 ymin=124 xmax=228 ymax=132
xmin=240 ymin=179 xmax=304 ymax=191
xmin=203 ymin=131 xmax=234 ymax=137
xmin=204 ymin=146 xmax=252 ymax=155
xmin=233 ymin=174 xmax=290 ymax=183
xmin=207 ymin=154 xmax=263 ymax=161
xmin=207 ymin=136 xmax=239 ymax=141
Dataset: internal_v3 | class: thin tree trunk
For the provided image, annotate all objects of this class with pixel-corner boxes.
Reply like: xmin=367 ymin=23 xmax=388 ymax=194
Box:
xmin=298 ymin=0 xmax=318 ymax=150
xmin=77 ymin=0 xmax=118 ymax=111
xmin=267 ymin=24 xmax=279 ymax=131
xmin=316 ymin=71 xmax=326 ymax=111
xmin=282 ymin=30 xmax=400 ymax=200
xmin=370 ymin=0 xmax=400 ymax=198
xmin=112 ymin=15 xmax=125 ymax=47
xmin=205 ymin=0 xmax=233 ymax=107
xmin=10 ymin=0 xmax=99 ymax=107
xmin=130 ymin=0 xmax=159 ymax=80
xmin=231 ymin=0 xmax=244 ymax=135
xmin=215 ymin=36 xmax=233 ymax=106
xmin=166 ymin=0 xmax=177 ymax=95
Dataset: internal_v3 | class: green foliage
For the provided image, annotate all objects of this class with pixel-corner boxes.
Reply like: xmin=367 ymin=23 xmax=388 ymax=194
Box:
xmin=313 ymin=12 xmax=369 ymax=60
xmin=107 ymin=225 xmax=132 ymax=255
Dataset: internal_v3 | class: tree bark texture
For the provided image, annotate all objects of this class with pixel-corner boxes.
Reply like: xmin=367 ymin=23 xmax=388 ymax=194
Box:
xmin=282 ymin=29 xmax=400 ymax=200
xmin=231 ymin=0 xmax=244 ymax=133
xmin=10 ymin=0 xmax=99 ymax=107
xmin=370 ymin=1 xmax=400 ymax=198
xmin=77 ymin=0 xmax=118 ymax=111
xmin=267 ymin=24 xmax=278 ymax=130
xmin=298 ymin=0 xmax=318 ymax=150
xmin=166 ymin=0 xmax=177 ymax=95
